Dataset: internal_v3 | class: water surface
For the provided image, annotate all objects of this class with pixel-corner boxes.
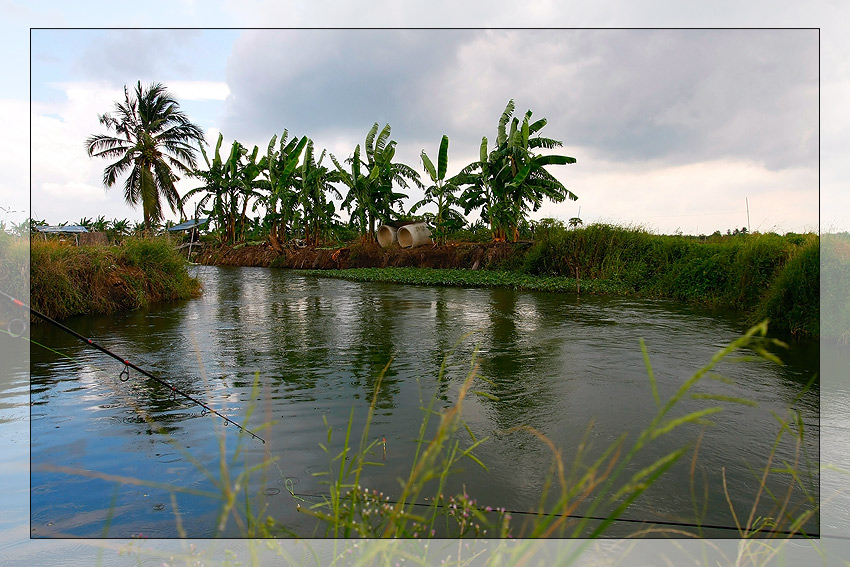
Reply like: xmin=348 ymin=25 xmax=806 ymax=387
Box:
xmin=28 ymin=266 xmax=819 ymax=538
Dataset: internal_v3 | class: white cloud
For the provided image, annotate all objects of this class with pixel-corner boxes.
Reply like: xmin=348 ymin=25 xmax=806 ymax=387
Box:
xmin=167 ymin=80 xmax=230 ymax=101
xmin=31 ymin=83 xmax=124 ymax=222
xmin=0 ymin=99 xmax=30 ymax=224
xmin=542 ymin=156 xmax=818 ymax=235
xmin=41 ymin=181 xmax=110 ymax=202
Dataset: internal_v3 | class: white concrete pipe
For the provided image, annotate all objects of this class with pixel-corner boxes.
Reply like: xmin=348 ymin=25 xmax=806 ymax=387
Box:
xmin=397 ymin=222 xmax=432 ymax=248
xmin=377 ymin=225 xmax=398 ymax=248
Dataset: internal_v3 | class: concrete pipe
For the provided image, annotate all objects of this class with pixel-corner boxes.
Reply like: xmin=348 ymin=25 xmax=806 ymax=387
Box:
xmin=398 ymin=222 xmax=432 ymax=248
xmin=377 ymin=225 xmax=398 ymax=248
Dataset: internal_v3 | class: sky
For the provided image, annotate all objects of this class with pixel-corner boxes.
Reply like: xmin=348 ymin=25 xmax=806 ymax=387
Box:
xmin=3 ymin=3 xmax=850 ymax=567
xmin=13 ymin=23 xmax=833 ymax=236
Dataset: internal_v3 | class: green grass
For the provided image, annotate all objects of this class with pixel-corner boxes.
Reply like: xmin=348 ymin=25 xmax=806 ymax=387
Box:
xmin=524 ymin=224 xmax=818 ymax=338
xmin=821 ymin=233 xmax=850 ymax=343
xmin=30 ymin=236 xmax=202 ymax=320
xmin=0 ymin=232 xmax=29 ymax=301
xmin=299 ymin=224 xmax=820 ymax=338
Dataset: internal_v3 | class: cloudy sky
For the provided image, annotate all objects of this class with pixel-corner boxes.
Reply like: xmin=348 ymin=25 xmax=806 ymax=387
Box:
xmin=3 ymin=3 xmax=847 ymax=238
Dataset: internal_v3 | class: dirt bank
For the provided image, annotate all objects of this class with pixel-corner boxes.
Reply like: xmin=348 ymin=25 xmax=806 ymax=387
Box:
xmin=194 ymin=241 xmax=533 ymax=271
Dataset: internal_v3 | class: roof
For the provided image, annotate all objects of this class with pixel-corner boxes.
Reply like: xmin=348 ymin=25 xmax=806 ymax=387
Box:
xmin=168 ymin=218 xmax=209 ymax=231
xmin=34 ymin=225 xmax=89 ymax=233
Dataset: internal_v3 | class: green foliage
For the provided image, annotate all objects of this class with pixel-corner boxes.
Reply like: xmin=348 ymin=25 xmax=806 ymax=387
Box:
xmin=754 ymin=235 xmax=819 ymax=338
xmin=86 ymin=81 xmax=205 ymax=234
xmin=458 ymin=100 xmax=577 ymax=242
xmin=821 ymin=233 xmax=850 ymax=343
xmin=521 ymin=223 xmax=817 ymax=335
xmin=333 ymin=123 xmax=422 ymax=243
xmin=297 ymin=140 xmax=342 ymax=246
xmin=258 ymin=130 xmax=308 ymax=250
xmin=184 ymin=133 xmax=264 ymax=246
xmin=30 ymin=237 xmax=201 ymax=320
xmin=297 ymin=266 xmax=629 ymax=295
xmin=410 ymin=135 xmax=466 ymax=245
xmin=0 ymin=234 xmax=29 ymax=302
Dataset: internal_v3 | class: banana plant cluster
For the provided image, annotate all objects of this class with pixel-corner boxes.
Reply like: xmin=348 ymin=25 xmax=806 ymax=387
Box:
xmin=178 ymin=99 xmax=576 ymax=248
xmin=181 ymin=133 xmax=263 ymax=246
xmin=259 ymin=131 xmax=308 ymax=251
xmin=410 ymin=135 xmax=466 ymax=246
xmin=332 ymin=123 xmax=423 ymax=244
xmin=457 ymin=100 xmax=578 ymax=242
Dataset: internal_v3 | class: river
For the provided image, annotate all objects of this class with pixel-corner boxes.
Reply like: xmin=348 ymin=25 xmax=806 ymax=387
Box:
xmin=23 ymin=265 xmax=820 ymax=539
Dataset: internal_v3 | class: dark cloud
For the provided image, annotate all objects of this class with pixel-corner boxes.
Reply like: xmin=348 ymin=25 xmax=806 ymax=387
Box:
xmin=223 ymin=29 xmax=474 ymax=143
xmin=558 ymin=30 xmax=818 ymax=170
xmin=71 ymin=29 xmax=204 ymax=85
xmin=221 ymin=29 xmax=818 ymax=172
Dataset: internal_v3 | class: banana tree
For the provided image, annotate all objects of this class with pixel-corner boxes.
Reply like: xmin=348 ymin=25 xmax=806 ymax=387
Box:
xmin=233 ymin=144 xmax=264 ymax=243
xmin=260 ymin=131 xmax=308 ymax=251
xmin=409 ymin=135 xmax=466 ymax=245
xmin=459 ymin=100 xmax=578 ymax=242
xmin=331 ymin=144 xmax=373 ymax=244
xmin=183 ymin=133 xmax=260 ymax=245
xmin=363 ymin=123 xmax=421 ymax=241
xmin=332 ymin=123 xmax=420 ymax=243
xmin=297 ymin=140 xmax=342 ymax=246
xmin=108 ymin=218 xmax=130 ymax=243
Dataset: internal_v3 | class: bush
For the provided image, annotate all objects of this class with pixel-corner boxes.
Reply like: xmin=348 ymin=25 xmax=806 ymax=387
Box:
xmin=30 ymin=236 xmax=201 ymax=320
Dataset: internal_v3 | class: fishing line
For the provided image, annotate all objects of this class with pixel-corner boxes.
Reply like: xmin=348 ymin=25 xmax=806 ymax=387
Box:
xmin=285 ymin=489 xmax=818 ymax=537
xmin=1 ymin=289 xmax=265 ymax=444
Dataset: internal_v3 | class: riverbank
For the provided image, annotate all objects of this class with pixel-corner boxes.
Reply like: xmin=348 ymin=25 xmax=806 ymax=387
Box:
xmin=29 ymin=237 xmax=201 ymax=320
xmin=195 ymin=239 xmax=524 ymax=270
xmin=197 ymin=225 xmax=822 ymax=339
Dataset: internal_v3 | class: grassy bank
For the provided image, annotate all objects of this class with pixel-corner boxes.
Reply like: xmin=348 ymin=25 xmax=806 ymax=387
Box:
xmin=0 ymin=232 xmax=28 ymax=301
xmin=523 ymin=224 xmax=819 ymax=336
xmin=300 ymin=224 xmax=820 ymax=338
xmin=30 ymin=237 xmax=201 ymax=320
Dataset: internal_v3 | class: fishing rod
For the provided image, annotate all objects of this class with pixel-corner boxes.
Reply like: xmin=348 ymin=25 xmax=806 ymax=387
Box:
xmin=1 ymin=289 xmax=265 ymax=444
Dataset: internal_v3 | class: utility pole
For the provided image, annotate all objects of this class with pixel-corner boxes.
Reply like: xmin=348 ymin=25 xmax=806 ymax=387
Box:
xmin=746 ymin=198 xmax=750 ymax=233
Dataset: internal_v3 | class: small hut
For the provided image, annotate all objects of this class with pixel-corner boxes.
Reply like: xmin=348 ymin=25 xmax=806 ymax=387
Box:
xmin=33 ymin=225 xmax=89 ymax=246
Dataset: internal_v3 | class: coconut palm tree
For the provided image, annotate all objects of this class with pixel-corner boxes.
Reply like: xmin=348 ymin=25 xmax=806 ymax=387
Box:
xmin=85 ymin=81 xmax=206 ymax=235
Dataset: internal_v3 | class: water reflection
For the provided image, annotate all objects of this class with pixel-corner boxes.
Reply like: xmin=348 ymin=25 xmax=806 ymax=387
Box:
xmin=27 ymin=266 xmax=819 ymax=538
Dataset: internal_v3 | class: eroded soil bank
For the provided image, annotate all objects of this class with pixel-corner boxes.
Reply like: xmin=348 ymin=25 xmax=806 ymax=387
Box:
xmin=195 ymin=241 xmax=530 ymax=271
